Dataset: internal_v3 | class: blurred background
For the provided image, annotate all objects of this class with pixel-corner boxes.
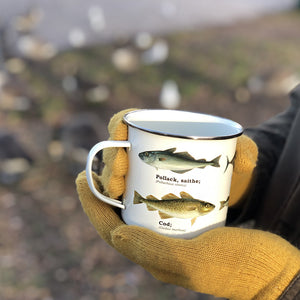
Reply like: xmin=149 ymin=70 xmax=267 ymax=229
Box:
xmin=1 ymin=1 xmax=300 ymax=299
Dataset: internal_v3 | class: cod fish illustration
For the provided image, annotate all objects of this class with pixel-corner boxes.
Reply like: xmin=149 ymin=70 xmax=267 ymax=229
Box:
xmin=134 ymin=191 xmax=215 ymax=225
xmin=138 ymin=148 xmax=221 ymax=173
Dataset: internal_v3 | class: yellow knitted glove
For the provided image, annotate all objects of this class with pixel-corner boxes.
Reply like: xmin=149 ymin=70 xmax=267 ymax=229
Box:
xmin=78 ymin=109 xmax=291 ymax=299
xmin=76 ymin=172 xmax=300 ymax=299
xmin=100 ymin=108 xmax=136 ymax=199
xmin=229 ymin=134 xmax=258 ymax=206
xmin=98 ymin=108 xmax=258 ymax=206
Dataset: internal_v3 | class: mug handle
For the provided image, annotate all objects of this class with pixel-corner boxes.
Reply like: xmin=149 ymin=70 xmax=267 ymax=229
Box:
xmin=86 ymin=140 xmax=131 ymax=209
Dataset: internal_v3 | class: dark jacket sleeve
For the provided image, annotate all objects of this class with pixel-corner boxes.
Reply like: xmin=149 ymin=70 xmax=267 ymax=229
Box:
xmin=228 ymin=84 xmax=300 ymax=226
xmin=228 ymin=85 xmax=300 ymax=299
xmin=279 ymin=273 xmax=300 ymax=300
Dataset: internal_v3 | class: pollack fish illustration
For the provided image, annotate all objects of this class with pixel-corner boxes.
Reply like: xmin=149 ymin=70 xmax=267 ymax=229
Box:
xmin=134 ymin=191 xmax=215 ymax=225
xmin=224 ymin=151 xmax=236 ymax=173
xmin=219 ymin=196 xmax=229 ymax=210
xmin=138 ymin=148 xmax=221 ymax=173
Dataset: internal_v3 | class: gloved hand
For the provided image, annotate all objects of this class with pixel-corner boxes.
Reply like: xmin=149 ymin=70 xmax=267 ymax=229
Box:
xmin=76 ymin=172 xmax=300 ymax=300
xmin=76 ymin=109 xmax=300 ymax=299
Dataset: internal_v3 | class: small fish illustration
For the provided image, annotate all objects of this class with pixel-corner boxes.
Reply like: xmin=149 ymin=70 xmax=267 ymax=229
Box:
xmin=138 ymin=148 xmax=221 ymax=174
xmin=224 ymin=152 xmax=236 ymax=173
xmin=134 ymin=191 xmax=215 ymax=225
xmin=219 ymin=197 xmax=229 ymax=210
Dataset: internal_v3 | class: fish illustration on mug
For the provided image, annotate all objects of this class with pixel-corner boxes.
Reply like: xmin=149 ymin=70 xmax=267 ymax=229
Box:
xmin=224 ymin=151 xmax=236 ymax=173
xmin=138 ymin=148 xmax=221 ymax=174
xmin=219 ymin=196 xmax=229 ymax=210
xmin=133 ymin=191 xmax=215 ymax=225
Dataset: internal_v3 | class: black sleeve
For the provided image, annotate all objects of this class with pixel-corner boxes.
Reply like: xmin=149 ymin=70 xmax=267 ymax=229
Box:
xmin=279 ymin=272 xmax=300 ymax=300
xmin=228 ymin=84 xmax=300 ymax=224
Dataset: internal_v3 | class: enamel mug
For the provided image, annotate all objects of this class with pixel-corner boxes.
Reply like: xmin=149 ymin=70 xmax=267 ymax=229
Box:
xmin=86 ymin=109 xmax=243 ymax=239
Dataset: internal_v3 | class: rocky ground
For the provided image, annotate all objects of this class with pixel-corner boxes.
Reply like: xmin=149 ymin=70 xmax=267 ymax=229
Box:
xmin=1 ymin=10 xmax=300 ymax=300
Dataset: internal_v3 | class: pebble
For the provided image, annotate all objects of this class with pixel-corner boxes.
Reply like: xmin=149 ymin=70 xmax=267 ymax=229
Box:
xmin=234 ymin=87 xmax=250 ymax=103
xmin=1 ymin=158 xmax=31 ymax=175
xmin=0 ymin=90 xmax=31 ymax=111
xmin=1 ymin=254 xmax=15 ymax=268
xmin=17 ymin=35 xmax=57 ymax=60
xmin=247 ymin=76 xmax=264 ymax=94
xmin=48 ymin=140 xmax=64 ymax=161
xmin=9 ymin=216 xmax=24 ymax=230
xmin=70 ymin=147 xmax=89 ymax=165
xmin=68 ymin=28 xmax=86 ymax=48
xmin=14 ymin=7 xmax=44 ymax=32
xmin=54 ymin=268 xmax=68 ymax=282
xmin=59 ymin=113 xmax=103 ymax=174
xmin=159 ymin=80 xmax=181 ymax=109
xmin=0 ymin=71 xmax=9 ymax=87
xmin=141 ymin=38 xmax=169 ymax=65
xmin=85 ymin=85 xmax=110 ymax=103
xmin=60 ymin=196 xmax=77 ymax=212
xmin=62 ymin=76 xmax=78 ymax=93
xmin=111 ymin=48 xmax=139 ymax=72
xmin=134 ymin=32 xmax=153 ymax=50
xmin=1 ymin=193 xmax=16 ymax=208
xmin=0 ymin=132 xmax=33 ymax=184
xmin=5 ymin=58 xmax=26 ymax=74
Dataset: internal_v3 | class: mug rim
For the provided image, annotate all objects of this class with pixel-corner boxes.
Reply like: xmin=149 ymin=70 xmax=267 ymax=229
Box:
xmin=123 ymin=109 xmax=243 ymax=140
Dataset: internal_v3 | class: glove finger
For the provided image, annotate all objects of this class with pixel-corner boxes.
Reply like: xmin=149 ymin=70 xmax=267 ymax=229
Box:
xmin=100 ymin=109 xmax=136 ymax=197
xmin=100 ymin=171 xmax=126 ymax=200
xmin=111 ymin=226 xmax=241 ymax=275
xmin=103 ymin=147 xmax=128 ymax=176
xmin=101 ymin=148 xmax=127 ymax=199
xmin=113 ymin=224 xmax=300 ymax=300
xmin=111 ymin=225 xmax=235 ymax=293
xmin=108 ymin=108 xmax=137 ymax=140
xmin=233 ymin=135 xmax=258 ymax=174
xmin=76 ymin=171 xmax=125 ymax=246
xmin=111 ymin=225 xmax=195 ymax=277
xmin=229 ymin=134 xmax=258 ymax=207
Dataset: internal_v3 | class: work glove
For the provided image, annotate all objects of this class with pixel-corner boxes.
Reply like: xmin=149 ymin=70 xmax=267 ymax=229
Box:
xmin=76 ymin=109 xmax=300 ymax=299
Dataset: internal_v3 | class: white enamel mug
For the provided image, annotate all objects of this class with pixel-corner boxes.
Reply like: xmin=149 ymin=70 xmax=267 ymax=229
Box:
xmin=86 ymin=109 xmax=243 ymax=239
